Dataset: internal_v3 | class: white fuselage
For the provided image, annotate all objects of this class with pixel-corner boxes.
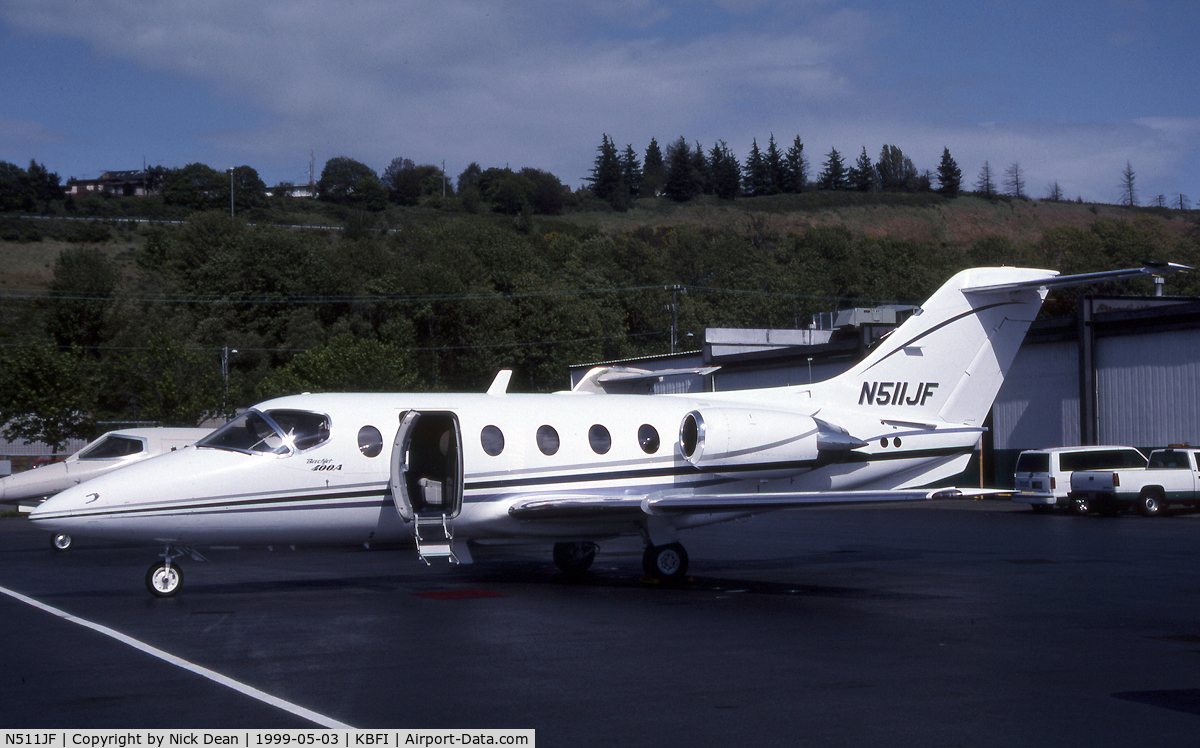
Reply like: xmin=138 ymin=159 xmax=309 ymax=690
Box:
xmin=27 ymin=389 xmax=977 ymax=548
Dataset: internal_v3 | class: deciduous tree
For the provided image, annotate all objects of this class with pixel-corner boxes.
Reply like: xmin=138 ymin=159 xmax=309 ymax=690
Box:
xmin=0 ymin=345 xmax=97 ymax=454
xmin=317 ymin=157 xmax=387 ymax=210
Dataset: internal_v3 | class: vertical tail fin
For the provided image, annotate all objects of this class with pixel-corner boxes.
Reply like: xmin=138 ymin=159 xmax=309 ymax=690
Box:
xmin=816 ymin=267 xmax=1057 ymax=426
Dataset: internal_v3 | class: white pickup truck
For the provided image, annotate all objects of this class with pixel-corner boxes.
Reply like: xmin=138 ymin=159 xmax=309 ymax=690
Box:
xmin=1070 ymin=447 xmax=1200 ymax=516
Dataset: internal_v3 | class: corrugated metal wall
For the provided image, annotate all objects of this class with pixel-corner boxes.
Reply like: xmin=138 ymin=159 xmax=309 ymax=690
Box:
xmin=993 ymin=340 xmax=1080 ymax=449
xmin=1096 ymin=329 xmax=1200 ymax=447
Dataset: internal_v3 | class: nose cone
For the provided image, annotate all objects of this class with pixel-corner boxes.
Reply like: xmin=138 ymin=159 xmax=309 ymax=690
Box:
xmin=27 ymin=449 xmax=191 ymax=536
xmin=0 ymin=461 xmax=73 ymax=503
xmin=27 ymin=481 xmax=93 ymax=532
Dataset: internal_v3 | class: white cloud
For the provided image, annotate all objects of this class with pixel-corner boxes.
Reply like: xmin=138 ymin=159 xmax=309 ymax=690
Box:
xmin=0 ymin=116 xmax=65 ymax=149
xmin=2 ymin=1 xmax=1194 ymax=200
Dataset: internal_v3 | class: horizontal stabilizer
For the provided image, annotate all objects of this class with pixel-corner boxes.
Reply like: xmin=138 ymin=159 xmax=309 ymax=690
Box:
xmin=572 ymin=365 xmax=721 ymax=394
xmin=964 ymin=262 xmax=1190 ymax=294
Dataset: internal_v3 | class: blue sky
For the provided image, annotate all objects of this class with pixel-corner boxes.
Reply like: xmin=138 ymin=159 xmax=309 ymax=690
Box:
xmin=2 ymin=0 xmax=1198 ymax=205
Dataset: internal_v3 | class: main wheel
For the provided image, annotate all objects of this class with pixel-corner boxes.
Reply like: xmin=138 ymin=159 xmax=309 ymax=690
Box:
xmin=51 ymin=533 xmax=73 ymax=552
xmin=642 ymin=543 xmax=689 ymax=582
xmin=146 ymin=561 xmax=184 ymax=597
xmin=553 ymin=541 xmax=598 ymax=574
xmin=1138 ymin=491 xmax=1165 ymax=517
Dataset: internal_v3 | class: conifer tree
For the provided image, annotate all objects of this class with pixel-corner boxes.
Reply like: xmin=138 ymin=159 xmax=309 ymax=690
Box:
xmin=588 ymin=134 xmax=625 ymax=208
xmin=1004 ymin=162 xmax=1026 ymax=199
xmin=975 ymin=161 xmax=997 ymax=198
xmin=743 ymin=138 xmax=767 ymax=197
xmin=764 ymin=134 xmax=784 ymax=196
xmin=936 ymin=147 xmax=962 ymax=197
xmin=642 ymin=138 xmax=665 ymax=197
xmin=709 ymin=140 xmax=741 ymax=200
xmin=818 ymin=147 xmax=848 ymax=190
xmin=692 ymin=140 xmax=711 ymax=195
xmin=849 ymin=147 xmax=875 ymax=192
xmin=663 ymin=136 xmax=701 ymax=202
xmin=621 ymin=144 xmax=642 ymax=197
xmin=783 ymin=136 xmax=807 ymax=193
xmin=1119 ymin=161 xmax=1137 ymax=207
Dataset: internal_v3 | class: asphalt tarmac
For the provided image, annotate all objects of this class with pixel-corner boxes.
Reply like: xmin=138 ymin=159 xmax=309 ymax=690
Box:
xmin=1 ymin=500 xmax=1199 ymax=745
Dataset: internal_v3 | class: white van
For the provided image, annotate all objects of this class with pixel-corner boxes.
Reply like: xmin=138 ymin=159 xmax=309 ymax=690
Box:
xmin=1013 ymin=446 xmax=1147 ymax=512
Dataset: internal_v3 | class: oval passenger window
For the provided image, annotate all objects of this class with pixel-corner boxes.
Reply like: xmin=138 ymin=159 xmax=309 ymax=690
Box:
xmin=357 ymin=426 xmax=383 ymax=458
xmin=589 ymin=424 xmax=611 ymax=455
xmin=638 ymin=424 xmax=660 ymax=454
xmin=481 ymin=425 xmax=505 ymax=456
xmin=537 ymin=425 xmax=560 ymax=456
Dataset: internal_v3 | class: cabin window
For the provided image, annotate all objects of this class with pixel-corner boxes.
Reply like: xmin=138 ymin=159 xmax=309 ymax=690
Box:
xmin=537 ymin=425 xmax=560 ymax=456
xmin=638 ymin=424 xmax=660 ymax=454
xmin=78 ymin=435 xmax=144 ymax=460
xmin=589 ymin=424 xmax=611 ymax=455
xmin=481 ymin=425 xmax=505 ymax=456
xmin=358 ymin=426 xmax=383 ymax=458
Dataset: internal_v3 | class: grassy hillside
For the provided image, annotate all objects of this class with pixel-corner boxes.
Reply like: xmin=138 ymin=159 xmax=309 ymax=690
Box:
xmin=561 ymin=193 xmax=1199 ymax=248
xmin=4 ymin=193 xmax=1195 ymax=296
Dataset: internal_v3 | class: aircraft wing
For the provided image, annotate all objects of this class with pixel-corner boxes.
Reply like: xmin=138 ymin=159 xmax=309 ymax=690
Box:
xmin=507 ymin=487 xmax=970 ymax=520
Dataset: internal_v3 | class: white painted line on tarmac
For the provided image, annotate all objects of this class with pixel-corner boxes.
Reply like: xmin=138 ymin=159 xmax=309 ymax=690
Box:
xmin=0 ymin=583 xmax=354 ymax=729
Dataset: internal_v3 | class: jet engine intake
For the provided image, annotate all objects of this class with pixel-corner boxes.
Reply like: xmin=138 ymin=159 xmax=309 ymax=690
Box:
xmin=678 ymin=408 xmax=827 ymax=479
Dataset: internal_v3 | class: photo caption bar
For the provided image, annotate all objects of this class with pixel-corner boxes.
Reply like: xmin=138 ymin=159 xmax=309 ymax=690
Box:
xmin=1 ymin=732 xmax=534 ymax=748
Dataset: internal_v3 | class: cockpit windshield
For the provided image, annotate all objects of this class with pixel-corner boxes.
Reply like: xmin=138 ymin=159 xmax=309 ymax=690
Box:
xmin=198 ymin=409 xmax=330 ymax=456
xmin=78 ymin=435 xmax=145 ymax=460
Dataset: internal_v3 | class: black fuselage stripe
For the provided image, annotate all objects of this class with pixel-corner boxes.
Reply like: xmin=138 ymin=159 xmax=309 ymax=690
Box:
xmin=31 ymin=447 xmax=966 ymax=520
xmin=862 ymin=300 xmax=1019 ymax=373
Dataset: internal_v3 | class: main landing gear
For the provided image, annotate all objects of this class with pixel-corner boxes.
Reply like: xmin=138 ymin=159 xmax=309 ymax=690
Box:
xmin=553 ymin=541 xmax=598 ymax=575
xmin=551 ymin=540 xmax=690 ymax=582
xmin=642 ymin=543 xmax=689 ymax=582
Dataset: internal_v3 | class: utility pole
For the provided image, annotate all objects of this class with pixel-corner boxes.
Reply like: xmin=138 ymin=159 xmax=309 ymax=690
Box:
xmin=666 ymin=285 xmax=684 ymax=354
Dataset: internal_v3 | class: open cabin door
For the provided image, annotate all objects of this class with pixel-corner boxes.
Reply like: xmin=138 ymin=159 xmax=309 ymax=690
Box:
xmin=389 ymin=411 xmax=465 ymax=563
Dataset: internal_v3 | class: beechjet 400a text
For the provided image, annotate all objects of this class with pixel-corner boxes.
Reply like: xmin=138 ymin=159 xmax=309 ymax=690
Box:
xmin=29 ymin=264 xmax=1188 ymax=596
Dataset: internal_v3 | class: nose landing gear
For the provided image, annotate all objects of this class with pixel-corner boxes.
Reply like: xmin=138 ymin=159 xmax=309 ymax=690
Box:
xmin=145 ymin=545 xmax=205 ymax=597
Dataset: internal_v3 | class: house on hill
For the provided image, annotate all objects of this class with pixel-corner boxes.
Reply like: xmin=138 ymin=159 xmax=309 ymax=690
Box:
xmin=65 ymin=170 xmax=151 ymax=197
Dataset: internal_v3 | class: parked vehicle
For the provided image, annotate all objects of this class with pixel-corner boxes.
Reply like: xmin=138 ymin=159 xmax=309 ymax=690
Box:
xmin=1070 ymin=446 xmax=1200 ymax=516
xmin=1013 ymin=446 xmax=1147 ymax=513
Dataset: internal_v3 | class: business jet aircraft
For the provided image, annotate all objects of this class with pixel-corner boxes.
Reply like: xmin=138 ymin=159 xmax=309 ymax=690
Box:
xmin=2 ymin=428 xmax=211 ymax=549
xmin=28 ymin=264 xmax=1186 ymax=596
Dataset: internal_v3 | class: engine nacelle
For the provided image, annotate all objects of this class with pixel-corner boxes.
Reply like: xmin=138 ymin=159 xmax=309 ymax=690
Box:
xmin=678 ymin=408 xmax=826 ymax=479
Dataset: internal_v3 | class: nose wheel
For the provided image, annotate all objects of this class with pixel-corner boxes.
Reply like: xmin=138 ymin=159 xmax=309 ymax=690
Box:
xmin=145 ymin=545 xmax=202 ymax=597
xmin=146 ymin=561 xmax=184 ymax=597
xmin=51 ymin=533 xmax=73 ymax=552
